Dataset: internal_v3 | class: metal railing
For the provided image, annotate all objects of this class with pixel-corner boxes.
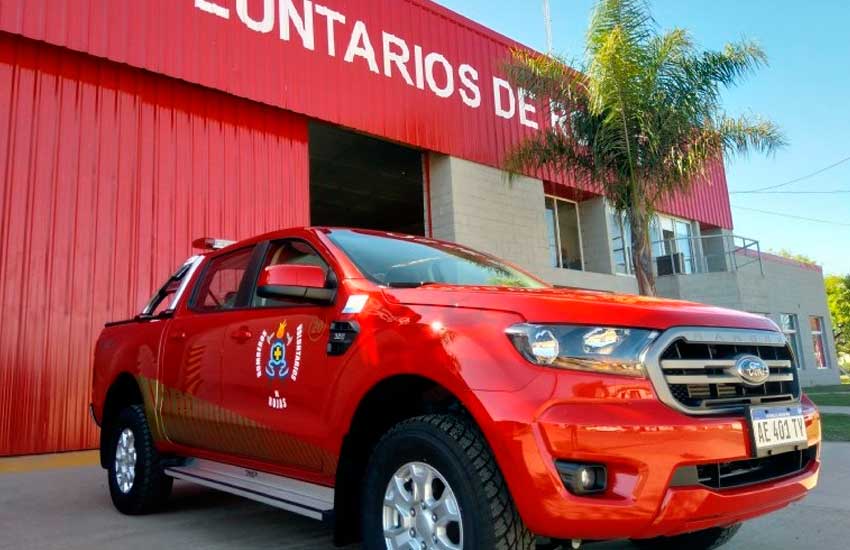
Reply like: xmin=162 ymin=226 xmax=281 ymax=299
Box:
xmin=623 ymin=234 xmax=764 ymax=277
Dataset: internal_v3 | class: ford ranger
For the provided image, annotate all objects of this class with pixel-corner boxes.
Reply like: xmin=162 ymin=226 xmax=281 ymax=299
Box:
xmin=91 ymin=227 xmax=821 ymax=549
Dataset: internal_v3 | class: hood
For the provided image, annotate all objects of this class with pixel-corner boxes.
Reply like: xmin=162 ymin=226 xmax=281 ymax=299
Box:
xmin=382 ymin=285 xmax=777 ymax=332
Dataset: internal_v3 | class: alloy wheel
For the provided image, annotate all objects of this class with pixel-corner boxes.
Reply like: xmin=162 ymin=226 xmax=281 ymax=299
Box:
xmin=382 ymin=461 xmax=463 ymax=550
xmin=114 ymin=427 xmax=137 ymax=494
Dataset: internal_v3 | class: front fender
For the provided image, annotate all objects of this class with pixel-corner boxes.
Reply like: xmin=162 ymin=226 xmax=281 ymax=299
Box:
xmin=323 ymin=303 xmax=539 ymax=452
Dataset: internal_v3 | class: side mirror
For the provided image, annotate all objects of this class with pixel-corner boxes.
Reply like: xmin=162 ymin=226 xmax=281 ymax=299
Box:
xmin=257 ymin=265 xmax=335 ymax=304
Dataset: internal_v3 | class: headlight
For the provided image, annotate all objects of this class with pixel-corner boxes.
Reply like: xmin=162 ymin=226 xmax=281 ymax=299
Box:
xmin=505 ymin=324 xmax=659 ymax=378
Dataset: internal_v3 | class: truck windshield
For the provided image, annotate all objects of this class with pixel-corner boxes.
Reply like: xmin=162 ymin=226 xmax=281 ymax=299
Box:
xmin=326 ymin=229 xmax=548 ymax=289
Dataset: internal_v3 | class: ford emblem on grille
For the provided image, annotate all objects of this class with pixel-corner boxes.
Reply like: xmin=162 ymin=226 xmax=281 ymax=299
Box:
xmin=733 ymin=355 xmax=770 ymax=386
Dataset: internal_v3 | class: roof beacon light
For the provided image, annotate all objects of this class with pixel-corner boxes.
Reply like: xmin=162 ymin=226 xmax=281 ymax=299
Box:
xmin=192 ymin=237 xmax=236 ymax=251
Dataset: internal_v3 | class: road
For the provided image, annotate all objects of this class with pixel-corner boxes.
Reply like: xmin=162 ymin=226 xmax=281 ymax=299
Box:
xmin=2 ymin=443 xmax=849 ymax=550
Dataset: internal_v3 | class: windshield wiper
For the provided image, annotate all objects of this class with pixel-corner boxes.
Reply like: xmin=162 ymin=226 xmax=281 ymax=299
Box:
xmin=385 ymin=281 xmax=441 ymax=288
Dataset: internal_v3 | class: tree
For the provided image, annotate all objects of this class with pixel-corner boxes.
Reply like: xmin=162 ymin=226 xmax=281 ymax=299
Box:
xmin=504 ymin=0 xmax=785 ymax=295
xmin=825 ymin=274 xmax=850 ymax=360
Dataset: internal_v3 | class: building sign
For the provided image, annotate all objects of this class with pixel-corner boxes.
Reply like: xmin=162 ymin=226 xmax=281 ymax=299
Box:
xmin=194 ymin=0 xmax=548 ymax=130
xmin=0 ymin=0 xmax=733 ymax=227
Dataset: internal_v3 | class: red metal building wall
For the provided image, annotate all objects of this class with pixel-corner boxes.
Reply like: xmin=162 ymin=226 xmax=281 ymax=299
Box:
xmin=0 ymin=33 xmax=309 ymax=456
xmin=0 ymin=0 xmax=733 ymax=229
xmin=0 ymin=0 xmax=739 ymax=456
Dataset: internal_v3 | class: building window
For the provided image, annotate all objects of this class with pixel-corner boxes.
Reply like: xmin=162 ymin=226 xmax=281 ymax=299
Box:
xmin=809 ymin=316 xmax=830 ymax=369
xmin=544 ymin=196 xmax=583 ymax=270
xmin=651 ymin=215 xmax=697 ymax=274
xmin=608 ymin=208 xmax=700 ymax=276
xmin=779 ymin=314 xmax=803 ymax=368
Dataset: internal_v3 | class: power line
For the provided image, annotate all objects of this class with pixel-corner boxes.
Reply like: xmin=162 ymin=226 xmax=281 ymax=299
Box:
xmin=731 ymin=205 xmax=850 ymax=227
xmin=732 ymin=189 xmax=850 ymax=195
xmin=730 ymin=154 xmax=850 ymax=194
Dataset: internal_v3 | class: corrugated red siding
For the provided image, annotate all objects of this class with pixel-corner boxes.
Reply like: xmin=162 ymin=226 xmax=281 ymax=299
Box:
xmin=0 ymin=33 xmax=309 ymax=456
xmin=0 ymin=0 xmax=733 ymax=229
xmin=657 ymin=157 xmax=732 ymax=229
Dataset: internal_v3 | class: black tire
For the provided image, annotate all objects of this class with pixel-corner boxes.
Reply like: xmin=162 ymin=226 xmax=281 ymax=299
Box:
xmin=105 ymin=404 xmax=173 ymax=515
xmin=631 ymin=523 xmax=742 ymax=550
xmin=361 ymin=414 xmax=534 ymax=550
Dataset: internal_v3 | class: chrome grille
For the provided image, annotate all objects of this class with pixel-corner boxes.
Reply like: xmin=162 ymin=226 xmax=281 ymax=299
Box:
xmin=645 ymin=328 xmax=800 ymax=415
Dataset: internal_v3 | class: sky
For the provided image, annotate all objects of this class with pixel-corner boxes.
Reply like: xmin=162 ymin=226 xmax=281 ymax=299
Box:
xmin=435 ymin=0 xmax=850 ymax=275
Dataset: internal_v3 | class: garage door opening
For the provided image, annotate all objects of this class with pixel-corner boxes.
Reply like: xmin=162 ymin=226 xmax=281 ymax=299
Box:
xmin=309 ymin=122 xmax=425 ymax=235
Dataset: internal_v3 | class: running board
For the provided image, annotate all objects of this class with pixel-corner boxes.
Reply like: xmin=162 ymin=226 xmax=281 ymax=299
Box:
xmin=165 ymin=458 xmax=334 ymax=521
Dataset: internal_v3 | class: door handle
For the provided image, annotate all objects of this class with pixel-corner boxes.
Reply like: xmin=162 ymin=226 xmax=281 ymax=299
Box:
xmin=230 ymin=327 xmax=253 ymax=343
xmin=169 ymin=331 xmax=187 ymax=342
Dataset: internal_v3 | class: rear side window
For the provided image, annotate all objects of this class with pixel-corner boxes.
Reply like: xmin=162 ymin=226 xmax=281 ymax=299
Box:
xmin=143 ymin=257 xmax=200 ymax=316
xmin=193 ymin=247 xmax=254 ymax=311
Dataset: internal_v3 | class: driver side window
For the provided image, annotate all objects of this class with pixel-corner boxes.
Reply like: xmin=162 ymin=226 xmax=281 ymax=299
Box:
xmin=193 ymin=247 xmax=254 ymax=312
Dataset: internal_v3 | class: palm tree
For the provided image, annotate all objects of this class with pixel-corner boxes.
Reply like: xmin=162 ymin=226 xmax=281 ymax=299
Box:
xmin=505 ymin=0 xmax=785 ymax=295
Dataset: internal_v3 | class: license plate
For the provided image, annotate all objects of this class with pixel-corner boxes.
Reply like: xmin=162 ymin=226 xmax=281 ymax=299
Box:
xmin=747 ymin=405 xmax=807 ymax=457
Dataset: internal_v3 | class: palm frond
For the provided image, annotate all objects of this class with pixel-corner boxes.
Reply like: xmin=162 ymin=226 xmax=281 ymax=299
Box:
xmin=504 ymin=49 xmax=587 ymax=103
xmin=587 ymin=0 xmax=654 ymax=57
xmin=716 ymin=114 xmax=787 ymax=156
xmin=692 ymin=41 xmax=768 ymax=88
xmin=505 ymin=128 xmax=595 ymax=178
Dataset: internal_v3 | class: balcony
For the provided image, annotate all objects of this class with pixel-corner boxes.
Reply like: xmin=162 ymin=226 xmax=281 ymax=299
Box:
xmin=646 ymin=233 xmax=764 ymax=277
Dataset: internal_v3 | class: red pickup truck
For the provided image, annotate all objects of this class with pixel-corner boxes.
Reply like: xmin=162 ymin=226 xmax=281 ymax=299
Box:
xmin=91 ymin=227 xmax=820 ymax=550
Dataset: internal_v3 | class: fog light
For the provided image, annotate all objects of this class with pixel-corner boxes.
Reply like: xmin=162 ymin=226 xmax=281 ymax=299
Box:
xmin=555 ymin=461 xmax=607 ymax=495
xmin=579 ymin=468 xmax=596 ymax=488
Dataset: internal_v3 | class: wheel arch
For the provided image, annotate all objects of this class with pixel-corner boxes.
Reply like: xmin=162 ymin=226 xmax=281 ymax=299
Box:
xmin=99 ymin=372 xmax=145 ymax=468
xmin=332 ymin=373 xmax=483 ymax=545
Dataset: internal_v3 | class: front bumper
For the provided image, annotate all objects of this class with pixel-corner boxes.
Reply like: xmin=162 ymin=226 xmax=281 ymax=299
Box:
xmin=474 ymin=375 xmax=821 ymax=541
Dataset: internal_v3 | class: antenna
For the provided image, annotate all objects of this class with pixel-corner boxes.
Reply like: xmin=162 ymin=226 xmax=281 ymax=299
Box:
xmin=542 ymin=0 xmax=553 ymax=54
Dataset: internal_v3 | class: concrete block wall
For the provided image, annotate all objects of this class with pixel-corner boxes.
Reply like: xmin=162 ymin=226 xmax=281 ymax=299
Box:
xmin=656 ymin=271 xmax=746 ymax=310
xmin=541 ymin=266 xmax=639 ymax=293
xmin=656 ymin=255 xmax=840 ymax=386
xmin=700 ymin=228 xmax=734 ymax=272
xmin=759 ymin=257 xmax=840 ymax=386
xmin=428 ymin=155 xmax=551 ymax=269
xmin=427 ymin=154 xmax=456 ymax=240
xmin=428 ymin=155 xmax=636 ymax=292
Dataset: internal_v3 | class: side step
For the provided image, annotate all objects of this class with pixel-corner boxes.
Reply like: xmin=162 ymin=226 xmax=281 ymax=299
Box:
xmin=165 ymin=458 xmax=334 ymax=521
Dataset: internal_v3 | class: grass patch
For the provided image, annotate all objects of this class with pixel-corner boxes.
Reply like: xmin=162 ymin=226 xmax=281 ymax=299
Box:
xmin=809 ymin=393 xmax=850 ymax=407
xmin=804 ymin=384 xmax=850 ymax=394
xmin=821 ymin=414 xmax=850 ymax=442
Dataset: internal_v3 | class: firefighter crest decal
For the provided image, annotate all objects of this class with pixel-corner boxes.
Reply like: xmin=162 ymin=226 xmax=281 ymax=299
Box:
xmin=255 ymin=320 xmax=303 ymax=410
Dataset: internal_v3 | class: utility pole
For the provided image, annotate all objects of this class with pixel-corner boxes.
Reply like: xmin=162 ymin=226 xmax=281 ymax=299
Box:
xmin=542 ymin=0 xmax=554 ymax=54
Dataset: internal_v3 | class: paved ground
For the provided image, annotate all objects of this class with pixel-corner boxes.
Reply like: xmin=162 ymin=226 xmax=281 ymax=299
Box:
xmin=2 ymin=444 xmax=849 ymax=550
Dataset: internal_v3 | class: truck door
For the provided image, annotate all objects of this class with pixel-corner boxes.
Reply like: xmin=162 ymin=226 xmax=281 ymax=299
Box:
xmin=158 ymin=245 xmax=256 ymax=453
xmin=219 ymin=239 xmax=337 ymax=473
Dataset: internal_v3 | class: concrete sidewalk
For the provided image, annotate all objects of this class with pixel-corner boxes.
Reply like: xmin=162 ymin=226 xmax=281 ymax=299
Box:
xmin=2 ymin=444 xmax=850 ymax=549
